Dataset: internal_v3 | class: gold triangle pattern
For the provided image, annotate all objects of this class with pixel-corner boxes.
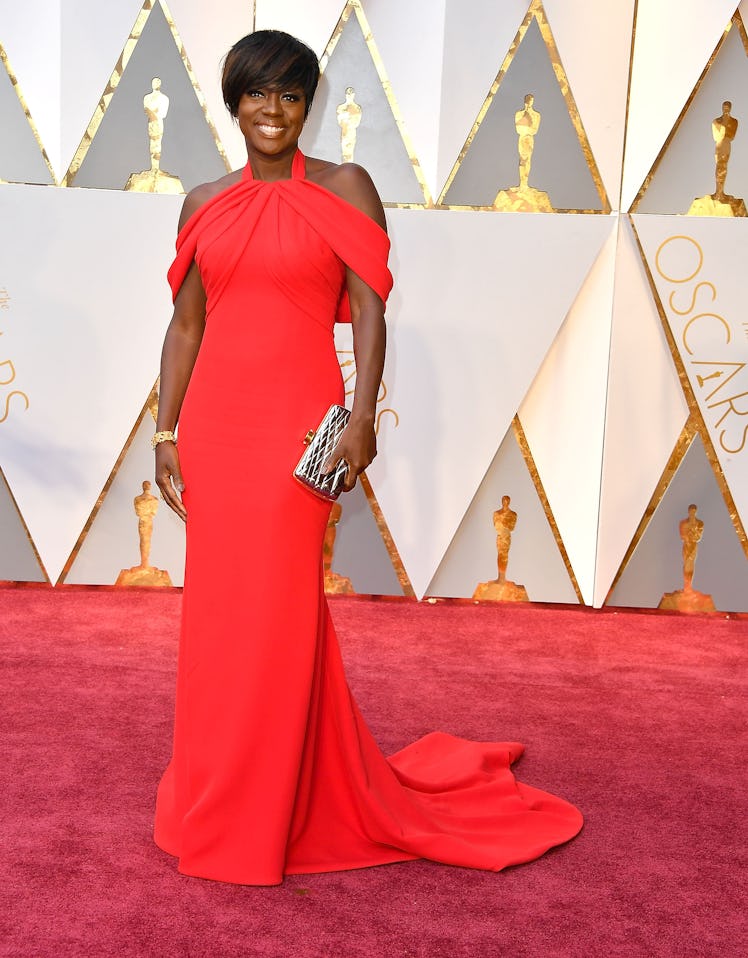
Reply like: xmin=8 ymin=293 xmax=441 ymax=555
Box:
xmin=318 ymin=0 xmax=433 ymax=208
xmin=437 ymin=0 xmax=609 ymax=212
xmin=630 ymin=11 xmax=748 ymax=212
xmin=629 ymin=218 xmax=748 ymax=558
xmin=61 ymin=0 xmax=230 ymax=187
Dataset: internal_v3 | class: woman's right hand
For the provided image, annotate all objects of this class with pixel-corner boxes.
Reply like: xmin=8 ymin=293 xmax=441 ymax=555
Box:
xmin=155 ymin=442 xmax=186 ymax=521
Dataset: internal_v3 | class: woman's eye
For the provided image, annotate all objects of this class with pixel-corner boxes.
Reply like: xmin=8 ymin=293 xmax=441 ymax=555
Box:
xmin=282 ymin=93 xmax=300 ymax=102
xmin=247 ymin=90 xmax=263 ymax=98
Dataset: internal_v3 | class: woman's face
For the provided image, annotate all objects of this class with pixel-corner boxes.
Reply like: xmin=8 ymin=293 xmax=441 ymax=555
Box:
xmin=237 ymin=86 xmax=307 ymax=156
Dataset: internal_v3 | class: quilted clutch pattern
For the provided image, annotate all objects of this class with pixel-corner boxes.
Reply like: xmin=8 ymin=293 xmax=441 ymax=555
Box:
xmin=293 ymin=404 xmax=351 ymax=500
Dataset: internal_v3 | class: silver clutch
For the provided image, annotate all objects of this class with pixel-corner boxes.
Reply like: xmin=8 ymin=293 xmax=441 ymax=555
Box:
xmin=293 ymin=404 xmax=350 ymax=500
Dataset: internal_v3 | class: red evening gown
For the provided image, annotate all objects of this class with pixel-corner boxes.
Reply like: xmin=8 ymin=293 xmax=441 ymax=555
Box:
xmin=154 ymin=150 xmax=582 ymax=885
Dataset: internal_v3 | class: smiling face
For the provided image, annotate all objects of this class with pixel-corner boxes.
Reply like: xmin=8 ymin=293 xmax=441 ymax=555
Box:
xmin=236 ymin=86 xmax=306 ymax=158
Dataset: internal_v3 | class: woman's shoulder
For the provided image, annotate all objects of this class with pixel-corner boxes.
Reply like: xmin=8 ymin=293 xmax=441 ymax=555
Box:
xmin=304 ymin=157 xmax=386 ymax=231
xmin=178 ymin=169 xmax=243 ymax=231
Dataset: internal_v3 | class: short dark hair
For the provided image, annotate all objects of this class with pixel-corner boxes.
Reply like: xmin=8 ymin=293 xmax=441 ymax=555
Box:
xmin=222 ymin=30 xmax=320 ymax=119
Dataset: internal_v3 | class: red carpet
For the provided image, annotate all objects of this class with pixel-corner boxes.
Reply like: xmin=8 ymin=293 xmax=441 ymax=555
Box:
xmin=1 ymin=587 xmax=746 ymax=957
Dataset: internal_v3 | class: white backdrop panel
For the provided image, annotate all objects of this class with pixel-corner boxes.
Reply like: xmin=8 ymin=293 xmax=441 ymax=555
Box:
xmin=370 ymin=207 xmax=611 ymax=598
xmin=622 ymin=0 xmax=738 ymax=211
xmin=0 ymin=184 xmax=180 ymax=583
xmin=437 ymin=0 xmax=528 ymax=197
xmin=594 ymin=215 xmax=689 ymax=606
xmin=519 ymin=215 xmax=619 ymax=604
xmin=60 ymin=0 xmax=144 ymax=178
xmin=544 ymin=0 xmax=635 ymax=208
xmin=635 ymin=215 xmax=748 ymax=539
xmin=364 ymin=0 xmax=445 ymax=202
xmin=1 ymin=1 xmax=62 ymax=178
xmin=167 ymin=0 xmax=254 ymax=170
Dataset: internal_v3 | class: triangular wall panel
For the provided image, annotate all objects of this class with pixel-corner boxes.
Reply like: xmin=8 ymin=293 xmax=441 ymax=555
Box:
xmin=65 ymin=0 xmax=228 ymax=191
xmin=300 ymin=1 xmax=429 ymax=204
xmin=368 ymin=207 xmax=611 ymax=598
xmin=607 ymin=432 xmax=748 ymax=611
xmin=594 ymin=215 xmax=689 ymax=606
xmin=63 ymin=407 xmax=186 ymax=586
xmin=0 ymin=44 xmax=56 ymax=185
xmin=636 ymin=15 xmax=748 ymax=214
xmin=622 ymin=0 xmax=738 ymax=211
xmin=518 ymin=215 xmax=619 ymax=604
xmin=543 ymin=0 xmax=635 ymax=208
xmin=426 ymin=422 xmax=579 ymax=604
xmin=0 ymin=468 xmax=47 ymax=583
xmin=440 ymin=4 xmax=607 ymax=211
xmin=0 ymin=183 xmax=181 ymax=583
xmin=634 ymin=213 xmax=748 ymax=546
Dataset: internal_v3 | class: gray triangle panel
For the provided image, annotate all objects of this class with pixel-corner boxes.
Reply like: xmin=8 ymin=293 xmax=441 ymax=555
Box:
xmin=443 ymin=18 xmax=601 ymax=209
xmin=426 ymin=425 xmax=578 ymax=602
xmin=300 ymin=14 xmax=425 ymax=204
xmin=330 ymin=479 xmax=405 ymax=596
xmin=0 ymin=61 xmax=54 ymax=185
xmin=608 ymin=434 xmax=748 ymax=612
xmin=0 ymin=470 xmax=46 ymax=581
xmin=73 ymin=3 xmax=226 ymax=191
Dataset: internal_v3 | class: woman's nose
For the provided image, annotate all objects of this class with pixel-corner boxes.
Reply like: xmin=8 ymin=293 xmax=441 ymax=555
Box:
xmin=263 ymin=93 xmax=282 ymax=114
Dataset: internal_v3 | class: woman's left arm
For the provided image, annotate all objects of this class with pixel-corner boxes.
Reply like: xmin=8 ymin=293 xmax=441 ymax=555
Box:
xmin=326 ymin=164 xmax=387 ymax=491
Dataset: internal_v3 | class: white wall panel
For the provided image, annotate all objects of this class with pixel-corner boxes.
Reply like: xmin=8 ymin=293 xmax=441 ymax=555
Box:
xmin=1 ymin=1 xmax=61 ymax=177
xmin=0 ymin=185 xmax=180 ymax=583
xmin=60 ymin=0 xmax=144 ymax=177
xmin=594 ymin=215 xmax=689 ymax=605
xmin=622 ymin=0 xmax=738 ymax=211
xmin=363 ymin=0 xmax=446 ymax=202
xmin=370 ymin=208 xmax=611 ymax=598
xmin=167 ymin=0 xmax=253 ymax=170
xmin=519 ymin=215 xmax=618 ymax=604
xmin=544 ymin=0 xmax=635 ymax=208
xmin=636 ymin=215 xmax=748 ymax=539
xmin=437 ymin=0 xmax=528 ymax=196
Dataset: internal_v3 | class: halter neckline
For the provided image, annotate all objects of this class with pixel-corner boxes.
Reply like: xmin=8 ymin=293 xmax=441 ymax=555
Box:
xmin=242 ymin=149 xmax=306 ymax=183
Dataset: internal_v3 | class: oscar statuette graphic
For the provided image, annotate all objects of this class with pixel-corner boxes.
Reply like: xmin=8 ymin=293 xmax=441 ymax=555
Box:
xmin=688 ymin=101 xmax=746 ymax=217
xmin=323 ymin=501 xmax=354 ymax=595
xmin=115 ymin=480 xmax=173 ymax=586
xmin=473 ymin=495 xmax=529 ymax=602
xmin=494 ymin=94 xmax=553 ymax=212
xmin=124 ymin=78 xmax=184 ymax=194
xmin=658 ymin=504 xmax=716 ymax=612
xmin=336 ymin=87 xmax=362 ymax=164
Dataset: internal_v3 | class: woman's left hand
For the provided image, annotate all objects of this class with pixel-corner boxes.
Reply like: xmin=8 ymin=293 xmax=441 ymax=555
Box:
xmin=324 ymin=416 xmax=376 ymax=492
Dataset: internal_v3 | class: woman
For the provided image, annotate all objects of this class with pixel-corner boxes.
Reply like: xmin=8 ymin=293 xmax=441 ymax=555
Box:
xmin=153 ymin=29 xmax=582 ymax=886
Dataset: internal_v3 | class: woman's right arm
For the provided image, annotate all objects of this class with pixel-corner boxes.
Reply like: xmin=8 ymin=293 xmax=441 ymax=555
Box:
xmin=154 ymin=255 xmax=207 ymax=521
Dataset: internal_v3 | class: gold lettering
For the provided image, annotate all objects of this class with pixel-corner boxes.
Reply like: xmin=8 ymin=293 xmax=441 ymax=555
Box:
xmin=375 ymin=408 xmax=399 ymax=435
xmin=709 ymin=390 xmax=748 ymax=424
xmin=655 ymin=234 xmax=703 ymax=284
xmin=709 ymin=388 xmax=748 ymax=451
xmin=668 ymin=280 xmax=716 ymax=316
xmin=681 ymin=313 xmax=731 ymax=356
xmin=0 ymin=359 xmax=16 ymax=385
xmin=0 ymin=390 xmax=29 ymax=423
xmin=691 ymin=361 xmax=745 ymax=401
xmin=720 ymin=422 xmax=748 ymax=454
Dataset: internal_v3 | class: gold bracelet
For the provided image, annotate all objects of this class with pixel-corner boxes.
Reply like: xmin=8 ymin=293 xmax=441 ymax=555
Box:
xmin=152 ymin=430 xmax=177 ymax=450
